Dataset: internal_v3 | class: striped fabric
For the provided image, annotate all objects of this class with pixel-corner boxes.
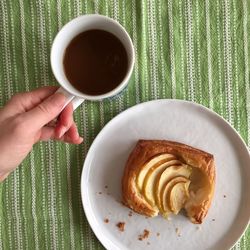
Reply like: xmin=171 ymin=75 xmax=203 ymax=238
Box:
xmin=0 ymin=0 xmax=249 ymax=249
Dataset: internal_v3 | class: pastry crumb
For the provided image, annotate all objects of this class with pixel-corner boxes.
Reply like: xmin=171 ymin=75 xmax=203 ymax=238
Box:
xmin=175 ymin=227 xmax=181 ymax=237
xmin=138 ymin=229 xmax=150 ymax=241
xmin=128 ymin=211 xmax=133 ymax=217
xmin=223 ymin=194 xmax=226 ymax=198
xmin=121 ymin=201 xmax=126 ymax=205
xmin=116 ymin=222 xmax=125 ymax=232
xmin=212 ymin=219 xmax=215 ymax=221
xmin=156 ymin=232 xmax=160 ymax=237
xmin=147 ymin=242 xmax=150 ymax=245
xmin=104 ymin=218 xmax=109 ymax=223
xmin=196 ymin=226 xmax=201 ymax=230
xmin=98 ymin=192 xmax=102 ymax=194
xmin=105 ymin=185 xmax=108 ymax=189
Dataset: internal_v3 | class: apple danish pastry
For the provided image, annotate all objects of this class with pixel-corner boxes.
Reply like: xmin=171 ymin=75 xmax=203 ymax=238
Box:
xmin=122 ymin=140 xmax=215 ymax=224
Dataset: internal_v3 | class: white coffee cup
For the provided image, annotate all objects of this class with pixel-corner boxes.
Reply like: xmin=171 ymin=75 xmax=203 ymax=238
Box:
xmin=51 ymin=14 xmax=135 ymax=110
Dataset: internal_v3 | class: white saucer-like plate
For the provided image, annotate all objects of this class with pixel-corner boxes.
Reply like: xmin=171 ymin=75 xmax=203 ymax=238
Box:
xmin=81 ymin=100 xmax=250 ymax=250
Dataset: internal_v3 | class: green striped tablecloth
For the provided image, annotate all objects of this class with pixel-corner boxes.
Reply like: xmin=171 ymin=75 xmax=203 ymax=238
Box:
xmin=0 ymin=0 xmax=249 ymax=249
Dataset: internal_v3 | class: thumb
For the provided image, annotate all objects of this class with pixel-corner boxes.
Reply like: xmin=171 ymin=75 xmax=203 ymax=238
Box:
xmin=22 ymin=92 xmax=66 ymax=129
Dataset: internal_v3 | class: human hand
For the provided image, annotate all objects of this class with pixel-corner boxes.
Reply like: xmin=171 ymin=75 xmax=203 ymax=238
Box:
xmin=0 ymin=86 xmax=83 ymax=182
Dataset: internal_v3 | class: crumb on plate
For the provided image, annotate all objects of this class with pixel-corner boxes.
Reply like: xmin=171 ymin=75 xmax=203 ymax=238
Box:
xmin=175 ymin=227 xmax=181 ymax=237
xmin=116 ymin=222 xmax=125 ymax=232
xmin=138 ymin=229 xmax=150 ymax=241
xmin=104 ymin=218 xmax=109 ymax=223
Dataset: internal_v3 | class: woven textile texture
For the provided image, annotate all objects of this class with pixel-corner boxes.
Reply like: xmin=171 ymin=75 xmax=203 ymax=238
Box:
xmin=0 ymin=0 xmax=249 ymax=249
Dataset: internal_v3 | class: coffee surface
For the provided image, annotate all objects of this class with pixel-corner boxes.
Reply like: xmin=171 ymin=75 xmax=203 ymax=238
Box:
xmin=63 ymin=29 xmax=128 ymax=95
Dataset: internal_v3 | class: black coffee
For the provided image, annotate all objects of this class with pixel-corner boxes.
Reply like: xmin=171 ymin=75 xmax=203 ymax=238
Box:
xmin=63 ymin=29 xmax=128 ymax=95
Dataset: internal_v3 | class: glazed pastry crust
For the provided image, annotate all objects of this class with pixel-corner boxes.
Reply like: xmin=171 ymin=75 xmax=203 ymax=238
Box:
xmin=122 ymin=140 xmax=215 ymax=223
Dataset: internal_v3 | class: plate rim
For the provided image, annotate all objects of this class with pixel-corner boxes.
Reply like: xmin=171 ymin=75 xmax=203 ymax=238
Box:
xmin=81 ymin=99 xmax=250 ymax=250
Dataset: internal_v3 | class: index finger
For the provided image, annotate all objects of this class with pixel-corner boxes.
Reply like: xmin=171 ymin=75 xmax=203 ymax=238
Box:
xmin=5 ymin=86 xmax=59 ymax=115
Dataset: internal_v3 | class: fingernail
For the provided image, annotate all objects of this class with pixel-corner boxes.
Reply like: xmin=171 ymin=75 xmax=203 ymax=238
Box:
xmin=58 ymin=126 xmax=67 ymax=138
xmin=77 ymin=137 xmax=84 ymax=144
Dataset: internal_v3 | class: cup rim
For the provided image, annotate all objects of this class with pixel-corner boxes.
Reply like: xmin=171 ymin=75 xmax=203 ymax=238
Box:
xmin=50 ymin=14 xmax=135 ymax=101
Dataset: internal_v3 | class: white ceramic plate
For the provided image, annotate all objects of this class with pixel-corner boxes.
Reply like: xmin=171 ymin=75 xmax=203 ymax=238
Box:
xmin=81 ymin=100 xmax=250 ymax=250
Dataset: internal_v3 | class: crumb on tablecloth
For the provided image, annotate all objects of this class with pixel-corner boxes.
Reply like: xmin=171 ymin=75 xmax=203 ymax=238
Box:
xmin=116 ymin=222 xmax=125 ymax=232
xmin=147 ymin=242 xmax=150 ymax=245
xmin=223 ymin=195 xmax=226 ymax=198
xmin=156 ymin=232 xmax=160 ymax=237
xmin=212 ymin=219 xmax=215 ymax=221
xmin=128 ymin=211 xmax=133 ymax=217
xmin=98 ymin=192 xmax=102 ymax=194
xmin=105 ymin=185 xmax=108 ymax=189
xmin=104 ymin=218 xmax=109 ymax=223
xmin=138 ymin=229 xmax=150 ymax=241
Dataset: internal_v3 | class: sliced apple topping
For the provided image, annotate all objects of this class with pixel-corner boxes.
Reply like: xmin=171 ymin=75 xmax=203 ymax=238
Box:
xmin=156 ymin=165 xmax=192 ymax=211
xmin=142 ymin=159 xmax=182 ymax=206
xmin=161 ymin=176 xmax=190 ymax=217
xmin=136 ymin=154 xmax=175 ymax=191
xmin=135 ymin=153 xmax=194 ymax=218
xmin=168 ymin=180 xmax=190 ymax=214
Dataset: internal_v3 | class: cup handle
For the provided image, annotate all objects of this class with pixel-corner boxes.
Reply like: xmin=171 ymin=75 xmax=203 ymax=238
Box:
xmin=56 ymin=87 xmax=85 ymax=111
